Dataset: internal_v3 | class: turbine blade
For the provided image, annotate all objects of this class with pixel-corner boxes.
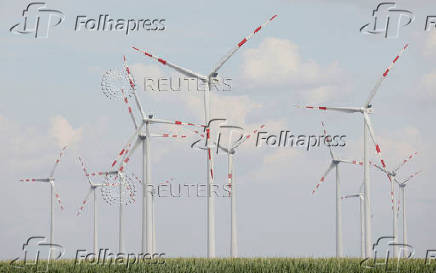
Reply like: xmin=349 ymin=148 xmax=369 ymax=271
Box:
xmin=339 ymin=159 xmax=364 ymax=166
xmin=149 ymin=117 xmax=206 ymax=128
xmin=109 ymin=124 xmax=144 ymax=171
xmin=312 ymin=161 xmax=335 ymax=194
xmin=363 ymin=112 xmax=395 ymax=208
xmin=117 ymin=136 xmax=142 ymax=172
xmin=365 ymin=44 xmax=408 ymax=107
xmin=210 ymin=15 xmax=278 ymax=75
xmin=49 ymin=146 xmax=67 ymax=177
xmin=123 ymin=56 xmax=146 ymax=120
xmin=52 ymin=183 xmax=64 ymax=211
xmin=402 ymin=171 xmax=422 ymax=184
xmin=121 ymin=88 xmax=138 ymax=129
xmin=393 ymin=152 xmax=418 ymax=173
xmin=19 ymin=178 xmax=50 ymax=183
xmin=131 ymin=47 xmax=207 ymax=81
xmin=342 ymin=194 xmax=361 ymax=199
xmin=233 ymin=124 xmax=266 ymax=149
xmin=77 ymin=156 xmax=93 ymax=185
xmin=76 ymin=188 xmax=93 ymax=216
xmin=153 ymin=133 xmax=189 ymax=139
xmin=321 ymin=121 xmax=335 ymax=160
xmin=369 ymin=160 xmax=389 ymax=175
xmin=295 ymin=105 xmax=361 ymax=113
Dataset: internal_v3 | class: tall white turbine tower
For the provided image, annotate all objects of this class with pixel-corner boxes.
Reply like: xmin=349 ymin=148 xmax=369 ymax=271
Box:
xmin=397 ymin=171 xmax=421 ymax=257
xmin=342 ymin=184 xmax=365 ymax=258
xmin=132 ymin=15 xmax=278 ymax=257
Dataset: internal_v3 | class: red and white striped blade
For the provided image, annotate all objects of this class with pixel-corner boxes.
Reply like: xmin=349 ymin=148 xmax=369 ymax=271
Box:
xmin=339 ymin=159 xmax=364 ymax=166
xmin=393 ymin=152 xmax=418 ymax=173
xmin=403 ymin=171 xmax=422 ymax=184
xmin=122 ymin=56 xmax=146 ymax=120
xmin=121 ymin=88 xmax=138 ymax=129
xmin=77 ymin=156 xmax=90 ymax=177
xmin=152 ymin=132 xmax=189 ymax=139
xmin=19 ymin=178 xmax=49 ymax=183
xmin=363 ymin=112 xmax=395 ymax=209
xmin=207 ymin=128 xmax=215 ymax=181
xmin=149 ymin=117 xmax=206 ymax=128
xmin=109 ymin=124 xmax=144 ymax=172
xmin=131 ymin=47 xmax=207 ymax=81
xmin=365 ymin=44 xmax=408 ymax=107
xmin=230 ymin=124 xmax=266 ymax=150
xmin=321 ymin=121 xmax=335 ymax=160
xmin=211 ymin=15 xmax=278 ymax=75
xmin=369 ymin=160 xmax=389 ymax=174
xmin=52 ymin=183 xmax=65 ymax=211
xmin=76 ymin=188 xmax=93 ymax=216
xmin=312 ymin=161 xmax=335 ymax=194
xmin=116 ymin=136 xmax=143 ymax=173
xmin=296 ymin=105 xmax=361 ymax=113
xmin=50 ymin=146 xmax=67 ymax=177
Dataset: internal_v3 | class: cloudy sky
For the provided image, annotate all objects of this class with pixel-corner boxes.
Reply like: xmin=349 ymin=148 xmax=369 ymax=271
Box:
xmin=1 ymin=0 xmax=436 ymax=259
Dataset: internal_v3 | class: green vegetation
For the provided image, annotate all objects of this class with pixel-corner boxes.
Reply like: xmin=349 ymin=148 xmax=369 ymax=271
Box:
xmin=1 ymin=258 xmax=435 ymax=273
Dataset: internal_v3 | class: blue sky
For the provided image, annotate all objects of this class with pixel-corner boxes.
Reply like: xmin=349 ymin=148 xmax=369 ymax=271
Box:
xmin=1 ymin=0 xmax=436 ymax=259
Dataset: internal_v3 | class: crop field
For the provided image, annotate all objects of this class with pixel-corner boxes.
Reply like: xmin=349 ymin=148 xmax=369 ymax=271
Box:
xmin=1 ymin=258 xmax=435 ymax=273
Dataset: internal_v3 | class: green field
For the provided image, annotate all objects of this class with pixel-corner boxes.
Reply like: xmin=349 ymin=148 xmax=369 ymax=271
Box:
xmin=1 ymin=258 xmax=435 ymax=273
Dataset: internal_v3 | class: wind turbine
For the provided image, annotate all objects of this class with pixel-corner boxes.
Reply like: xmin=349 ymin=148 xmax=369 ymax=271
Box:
xmin=297 ymin=44 xmax=408 ymax=257
xmin=214 ymin=124 xmax=265 ymax=257
xmin=370 ymin=152 xmax=418 ymax=258
xmin=312 ymin=121 xmax=364 ymax=257
xmin=76 ymin=156 xmax=109 ymax=255
xmin=99 ymin=167 xmax=137 ymax=253
xmin=103 ymin=56 xmax=206 ymax=254
xmin=397 ymin=171 xmax=422 ymax=257
xmin=19 ymin=146 xmax=67 ymax=259
xmin=132 ymin=15 xmax=278 ymax=257
xmin=342 ymin=184 xmax=365 ymax=258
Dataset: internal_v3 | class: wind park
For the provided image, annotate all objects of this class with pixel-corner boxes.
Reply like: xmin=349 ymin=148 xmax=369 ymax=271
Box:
xmin=16 ymin=15 xmax=422 ymax=262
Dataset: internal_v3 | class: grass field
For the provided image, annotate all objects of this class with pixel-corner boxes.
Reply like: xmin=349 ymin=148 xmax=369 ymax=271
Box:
xmin=1 ymin=258 xmax=435 ymax=273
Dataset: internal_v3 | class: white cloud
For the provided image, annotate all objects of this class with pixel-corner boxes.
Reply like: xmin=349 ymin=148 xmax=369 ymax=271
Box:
xmin=50 ymin=115 xmax=83 ymax=148
xmin=420 ymin=70 xmax=436 ymax=98
xmin=241 ymin=38 xmax=341 ymax=87
xmin=240 ymin=37 xmax=345 ymax=103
